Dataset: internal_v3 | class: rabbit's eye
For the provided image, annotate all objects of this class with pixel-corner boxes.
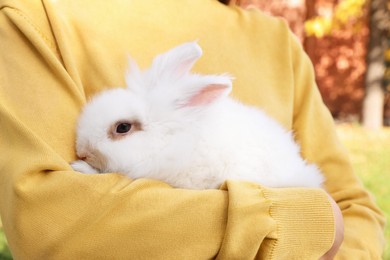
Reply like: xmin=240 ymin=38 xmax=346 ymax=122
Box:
xmin=116 ymin=123 xmax=132 ymax=134
xmin=109 ymin=121 xmax=141 ymax=140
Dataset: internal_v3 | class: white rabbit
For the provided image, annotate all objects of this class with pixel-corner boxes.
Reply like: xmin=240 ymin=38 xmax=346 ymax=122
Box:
xmin=71 ymin=42 xmax=323 ymax=189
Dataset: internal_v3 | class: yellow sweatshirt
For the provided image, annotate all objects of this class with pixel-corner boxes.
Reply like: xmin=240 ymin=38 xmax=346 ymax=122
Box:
xmin=0 ymin=0 xmax=385 ymax=259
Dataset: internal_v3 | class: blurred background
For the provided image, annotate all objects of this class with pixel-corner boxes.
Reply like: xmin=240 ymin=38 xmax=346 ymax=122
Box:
xmin=236 ymin=0 xmax=390 ymax=128
xmin=1 ymin=0 xmax=389 ymax=259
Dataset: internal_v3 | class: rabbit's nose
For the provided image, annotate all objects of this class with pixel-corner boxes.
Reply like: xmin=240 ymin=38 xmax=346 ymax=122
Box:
xmin=77 ymin=151 xmax=89 ymax=161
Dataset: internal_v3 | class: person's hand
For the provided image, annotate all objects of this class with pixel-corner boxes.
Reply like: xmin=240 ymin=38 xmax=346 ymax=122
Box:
xmin=320 ymin=194 xmax=344 ymax=260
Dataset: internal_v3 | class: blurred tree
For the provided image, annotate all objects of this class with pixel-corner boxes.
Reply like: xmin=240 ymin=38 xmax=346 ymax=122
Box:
xmin=362 ymin=0 xmax=389 ymax=129
xmin=232 ymin=0 xmax=390 ymax=125
xmin=235 ymin=0 xmax=369 ymax=120
xmin=302 ymin=0 xmax=389 ymax=128
xmin=303 ymin=0 xmax=369 ymax=120
xmin=385 ymin=38 xmax=390 ymax=125
xmin=305 ymin=0 xmax=367 ymax=38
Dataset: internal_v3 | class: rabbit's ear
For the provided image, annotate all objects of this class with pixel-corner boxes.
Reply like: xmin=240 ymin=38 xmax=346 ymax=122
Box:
xmin=125 ymin=56 xmax=143 ymax=91
xmin=184 ymin=75 xmax=233 ymax=107
xmin=150 ymin=41 xmax=202 ymax=80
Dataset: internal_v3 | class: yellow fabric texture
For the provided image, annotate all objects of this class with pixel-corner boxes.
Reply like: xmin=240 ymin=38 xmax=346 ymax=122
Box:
xmin=0 ymin=0 xmax=385 ymax=259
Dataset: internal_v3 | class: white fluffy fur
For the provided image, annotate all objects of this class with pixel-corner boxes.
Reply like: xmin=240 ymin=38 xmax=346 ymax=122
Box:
xmin=71 ymin=42 xmax=323 ymax=189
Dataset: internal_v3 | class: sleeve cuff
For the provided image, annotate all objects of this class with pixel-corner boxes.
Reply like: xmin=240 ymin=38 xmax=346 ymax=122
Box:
xmin=261 ymin=186 xmax=335 ymax=259
xmin=218 ymin=181 xmax=335 ymax=259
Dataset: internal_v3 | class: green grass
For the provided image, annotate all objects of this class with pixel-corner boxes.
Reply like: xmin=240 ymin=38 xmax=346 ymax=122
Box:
xmin=0 ymin=228 xmax=12 ymax=260
xmin=0 ymin=124 xmax=389 ymax=259
xmin=337 ymin=124 xmax=390 ymax=259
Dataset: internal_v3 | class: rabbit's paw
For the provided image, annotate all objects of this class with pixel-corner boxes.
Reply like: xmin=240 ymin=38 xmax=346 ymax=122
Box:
xmin=70 ymin=160 xmax=99 ymax=174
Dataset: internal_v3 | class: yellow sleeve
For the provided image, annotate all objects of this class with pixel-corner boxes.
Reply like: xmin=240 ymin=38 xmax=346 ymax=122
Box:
xmin=0 ymin=0 xmax=339 ymax=259
xmin=288 ymin=32 xmax=386 ymax=258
